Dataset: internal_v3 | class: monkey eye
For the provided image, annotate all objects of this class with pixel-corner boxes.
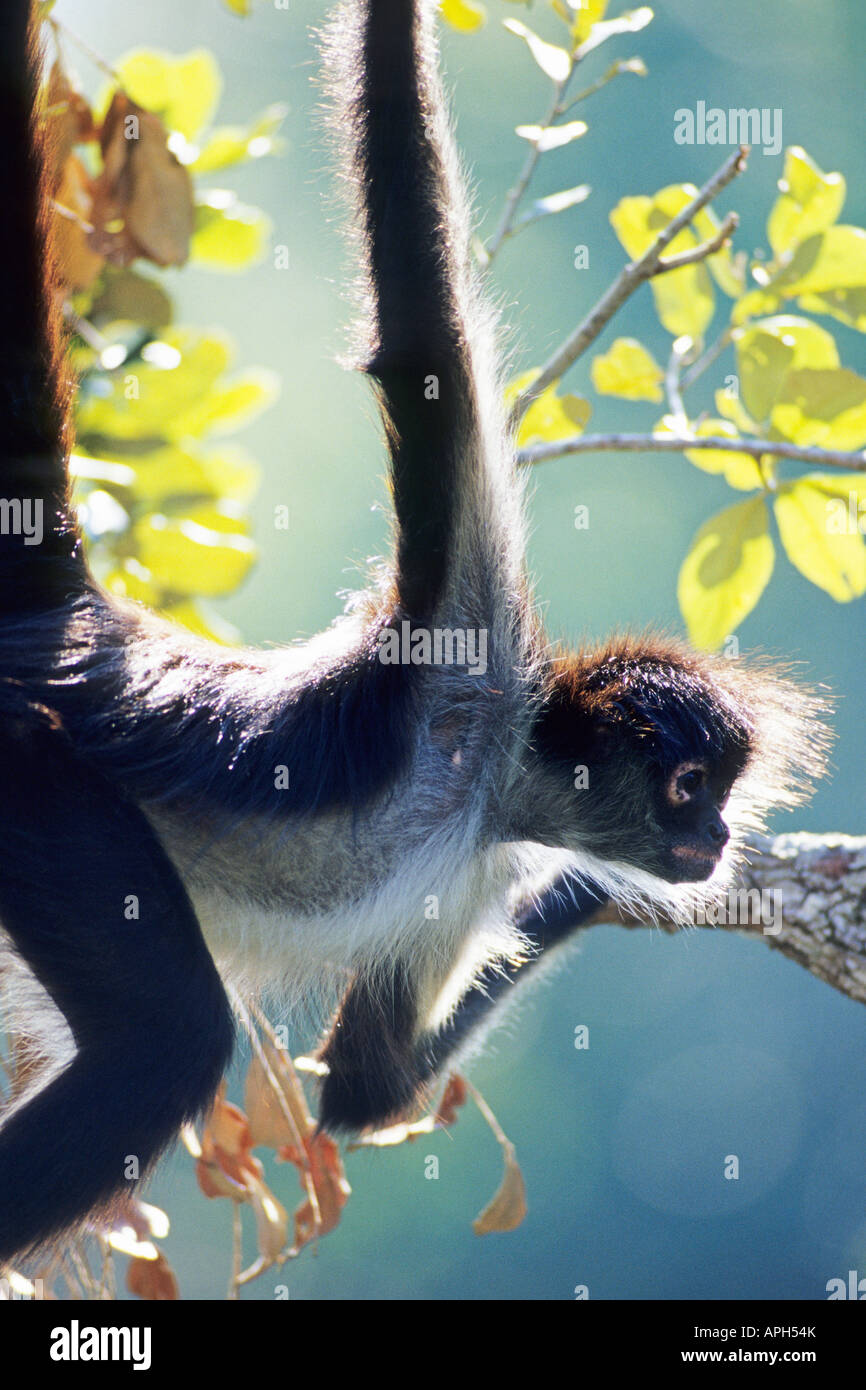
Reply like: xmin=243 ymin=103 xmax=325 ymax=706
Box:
xmin=669 ymin=765 xmax=706 ymax=803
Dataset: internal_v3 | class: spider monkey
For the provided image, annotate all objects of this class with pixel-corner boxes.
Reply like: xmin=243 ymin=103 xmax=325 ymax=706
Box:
xmin=0 ymin=0 xmax=827 ymax=1261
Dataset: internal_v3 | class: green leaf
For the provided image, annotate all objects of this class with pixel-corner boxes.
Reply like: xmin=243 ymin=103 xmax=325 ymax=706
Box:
xmin=133 ymin=512 xmax=256 ymax=596
xmin=161 ymin=600 xmax=240 ymax=644
xmin=610 ymin=186 xmax=714 ymax=337
xmin=440 ymin=0 xmax=487 ymax=31
xmin=771 ymin=367 xmax=866 ymax=450
xmin=677 ymin=496 xmax=775 ymax=649
xmin=591 ymin=338 xmax=663 ymax=401
xmin=504 ymin=20 xmax=572 ymax=82
xmin=109 ymin=50 xmax=222 ymax=140
xmin=506 ymin=371 xmax=591 ymax=445
xmin=733 ymin=315 xmax=839 ymax=425
xmin=90 ymin=269 xmax=174 ymax=330
xmin=772 ymin=226 xmax=866 ymax=297
xmin=191 ymin=195 xmax=271 ymax=270
xmin=681 ymin=419 xmax=765 ymax=491
xmin=169 ymin=369 xmax=280 ymax=438
xmin=796 ymin=286 xmax=866 ymax=333
xmin=767 ymin=147 xmax=845 ymax=258
xmin=515 ymin=120 xmax=587 ymax=151
xmin=190 ymin=104 xmax=288 ymax=174
xmin=77 ymin=330 xmax=230 ymax=440
xmin=774 ymin=479 xmax=866 ymax=600
xmin=570 ymin=0 xmax=608 ymax=44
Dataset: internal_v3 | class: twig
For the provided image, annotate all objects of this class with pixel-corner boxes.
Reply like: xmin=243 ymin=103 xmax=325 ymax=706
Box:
xmin=517 ymin=430 xmax=866 ymax=472
xmin=510 ymin=146 xmax=749 ymax=422
xmin=485 ymin=74 xmax=575 ymax=261
xmin=558 ymin=58 xmax=645 ymax=117
xmin=664 ymin=339 xmax=690 ymax=429
xmin=682 ymin=326 xmax=734 ymax=389
xmin=655 ymin=211 xmax=738 ymax=272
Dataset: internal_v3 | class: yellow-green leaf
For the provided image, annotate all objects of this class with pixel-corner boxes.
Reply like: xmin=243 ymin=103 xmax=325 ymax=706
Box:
xmin=223 ymin=0 xmax=252 ymax=14
xmin=771 ymin=367 xmax=866 ymax=450
xmin=733 ymin=315 xmax=839 ymax=425
xmin=714 ymin=389 xmax=760 ymax=437
xmin=767 ymin=147 xmax=845 ymax=258
xmin=677 ymin=496 xmax=774 ymax=649
xmin=191 ymin=195 xmax=271 ymax=270
xmin=76 ymin=330 xmax=234 ymax=441
xmin=134 ymin=512 xmax=256 ymax=596
xmin=190 ymin=104 xmax=288 ymax=174
xmin=170 ymin=369 xmax=280 ymax=438
xmin=504 ymin=20 xmax=571 ymax=82
xmin=571 ymin=0 xmax=608 ymax=45
xmin=507 ymin=371 xmax=591 ymax=445
xmin=610 ymin=187 xmax=714 ymax=337
xmin=440 ymin=0 xmax=486 ymax=31
xmin=104 ymin=559 xmax=161 ymax=606
xmin=774 ymin=480 xmax=866 ymax=600
xmin=796 ymin=286 xmax=866 ymax=333
xmin=90 ymin=269 xmax=173 ymax=330
xmin=683 ymin=419 xmax=764 ymax=491
xmin=772 ymin=226 xmax=866 ymax=298
xmin=109 ymin=50 xmax=222 ymax=141
xmin=162 ymin=599 xmax=240 ymax=643
xmin=591 ymin=338 xmax=663 ymax=401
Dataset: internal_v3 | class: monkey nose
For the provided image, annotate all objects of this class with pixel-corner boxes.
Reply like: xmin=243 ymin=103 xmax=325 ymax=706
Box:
xmin=706 ymin=817 xmax=729 ymax=848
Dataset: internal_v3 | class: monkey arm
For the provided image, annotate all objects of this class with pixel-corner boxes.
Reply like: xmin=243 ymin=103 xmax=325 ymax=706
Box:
xmin=316 ymin=874 xmax=609 ymax=1132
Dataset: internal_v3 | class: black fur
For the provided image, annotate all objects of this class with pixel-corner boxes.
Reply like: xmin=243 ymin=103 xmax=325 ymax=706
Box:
xmin=0 ymin=714 xmax=234 ymax=1261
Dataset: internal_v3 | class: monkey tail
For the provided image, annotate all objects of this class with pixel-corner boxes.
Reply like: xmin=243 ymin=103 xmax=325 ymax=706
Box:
xmin=0 ymin=2 xmax=82 ymax=612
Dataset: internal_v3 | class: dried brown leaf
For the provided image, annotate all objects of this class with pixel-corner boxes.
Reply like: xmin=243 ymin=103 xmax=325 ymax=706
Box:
xmin=126 ymin=1250 xmax=180 ymax=1301
xmin=244 ymin=1041 xmax=314 ymax=1150
xmin=53 ymin=155 xmax=104 ymax=290
xmin=472 ymin=1142 xmax=527 ymax=1236
xmin=91 ymin=91 xmax=194 ymax=268
xmin=282 ymin=1130 xmax=351 ymax=1254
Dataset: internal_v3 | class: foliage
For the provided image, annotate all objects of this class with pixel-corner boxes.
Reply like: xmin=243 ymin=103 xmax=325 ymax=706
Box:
xmin=442 ymin=1 xmax=866 ymax=649
xmin=45 ymin=24 xmax=285 ymax=640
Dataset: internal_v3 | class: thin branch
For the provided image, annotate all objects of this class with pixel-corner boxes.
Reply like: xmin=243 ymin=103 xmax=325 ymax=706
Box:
xmin=558 ymin=58 xmax=645 ymax=117
xmin=664 ymin=339 xmax=689 ymax=428
xmin=570 ymin=833 xmax=866 ymax=1007
xmin=655 ymin=210 xmax=738 ymax=272
xmin=510 ymin=146 xmax=749 ymax=422
xmin=682 ymin=326 xmax=734 ymax=389
xmin=517 ymin=431 xmax=866 ymax=472
xmin=485 ymin=72 xmax=576 ymax=262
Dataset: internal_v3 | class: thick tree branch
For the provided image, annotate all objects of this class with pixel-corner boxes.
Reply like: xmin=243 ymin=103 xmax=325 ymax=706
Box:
xmin=517 ymin=431 xmax=866 ymax=471
xmin=570 ymin=832 xmax=866 ymax=1005
xmin=510 ymin=146 xmax=748 ymax=422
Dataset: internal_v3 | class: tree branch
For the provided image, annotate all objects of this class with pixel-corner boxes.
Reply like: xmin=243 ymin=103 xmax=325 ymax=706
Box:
xmin=517 ymin=431 xmax=866 ymax=471
xmin=510 ymin=146 xmax=749 ymax=423
xmin=571 ymin=833 xmax=866 ymax=1006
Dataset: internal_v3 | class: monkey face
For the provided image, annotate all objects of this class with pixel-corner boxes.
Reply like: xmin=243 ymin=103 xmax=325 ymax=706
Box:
xmin=654 ymin=759 xmax=736 ymax=882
